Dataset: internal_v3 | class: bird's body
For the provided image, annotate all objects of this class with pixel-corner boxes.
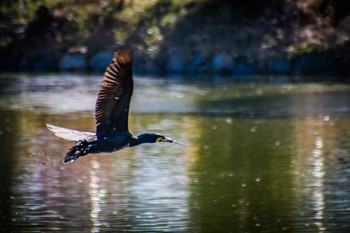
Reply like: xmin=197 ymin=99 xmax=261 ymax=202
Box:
xmin=87 ymin=133 xmax=133 ymax=153
xmin=47 ymin=49 xmax=184 ymax=163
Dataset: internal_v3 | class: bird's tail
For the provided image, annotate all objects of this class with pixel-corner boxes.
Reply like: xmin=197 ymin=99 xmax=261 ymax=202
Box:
xmin=64 ymin=140 xmax=90 ymax=164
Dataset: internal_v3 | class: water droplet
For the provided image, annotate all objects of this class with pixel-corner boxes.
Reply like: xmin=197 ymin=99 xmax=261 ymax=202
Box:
xmin=275 ymin=141 xmax=281 ymax=146
xmin=147 ymin=28 xmax=153 ymax=35
xmin=255 ymin=178 xmax=261 ymax=182
xmin=225 ymin=118 xmax=233 ymax=124
xmin=315 ymin=137 xmax=323 ymax=149
xmin=250 ymin=127 xmax=257 ymax=132
xmin=241 ymin=183 xmax=247 ymax=187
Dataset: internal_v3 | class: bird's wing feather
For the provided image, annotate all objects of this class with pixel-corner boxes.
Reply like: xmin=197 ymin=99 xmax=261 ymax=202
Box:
xmin=46 ymin=124 xmax=96 ymax=142
xmin=95 ymin=49 xmax=133 ymax=139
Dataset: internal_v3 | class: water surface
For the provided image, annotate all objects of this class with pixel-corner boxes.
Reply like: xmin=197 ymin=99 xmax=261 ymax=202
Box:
xmin=0 ymin=74 xmax=350 ymax=232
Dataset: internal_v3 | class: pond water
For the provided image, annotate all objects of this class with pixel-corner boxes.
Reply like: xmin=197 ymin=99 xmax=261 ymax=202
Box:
xmin=0 ymin=74 xmax=350 ymax=232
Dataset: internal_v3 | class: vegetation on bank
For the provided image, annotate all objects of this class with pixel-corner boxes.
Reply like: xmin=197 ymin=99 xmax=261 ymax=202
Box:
xmin=0 ymin=0 xmax=349 ymax=78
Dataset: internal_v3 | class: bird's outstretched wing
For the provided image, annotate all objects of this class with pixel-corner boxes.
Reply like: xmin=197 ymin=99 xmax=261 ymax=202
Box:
xmin=95 ymin=49 xmax=133 ymax=139
xmin=46 ymin=124 xmax=96 ymax=142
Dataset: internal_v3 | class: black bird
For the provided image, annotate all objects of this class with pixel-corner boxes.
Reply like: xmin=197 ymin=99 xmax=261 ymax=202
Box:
xmin=47 ymin=49 xmax=185 ymax=164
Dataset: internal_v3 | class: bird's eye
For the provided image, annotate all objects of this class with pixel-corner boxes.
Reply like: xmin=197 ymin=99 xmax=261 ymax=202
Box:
xmin=156 ymin=137 xmax=164 ymax=142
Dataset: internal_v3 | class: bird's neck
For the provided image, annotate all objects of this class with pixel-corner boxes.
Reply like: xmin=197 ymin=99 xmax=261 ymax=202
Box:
xmin=129 ymin=137 xmax=142 ymax=147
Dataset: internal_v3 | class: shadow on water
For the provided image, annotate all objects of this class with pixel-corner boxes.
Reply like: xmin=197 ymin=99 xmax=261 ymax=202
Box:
xmin=189 ymin=115 xmax=350 ymax=232
xmin=0 ymin=73 xmax=350 ymax=232
xmin=196 ymin=82 xmax=350 ymax=118
xmin=191 ymin=80 xmax=350 ymax=232
xmin=0 ymin=110 xmax=20 ymax=231
xmin=188 ymin=117 xmax=297 ymax=232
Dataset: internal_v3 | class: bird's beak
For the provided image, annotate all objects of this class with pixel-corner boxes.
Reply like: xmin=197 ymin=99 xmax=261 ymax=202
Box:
xmin=162 ymin=137 xmax=188 ymax=147
xmin=161 ymin=137 xmax=173 ymax=143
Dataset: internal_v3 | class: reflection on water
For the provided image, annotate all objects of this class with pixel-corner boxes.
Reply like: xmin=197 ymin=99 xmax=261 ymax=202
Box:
xmin=1 ymin=74 xmax=350 ymax=232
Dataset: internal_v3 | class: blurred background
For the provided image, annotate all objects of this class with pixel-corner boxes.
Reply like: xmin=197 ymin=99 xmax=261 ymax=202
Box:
xmin=1 ymin=0 xmax=350 ymax=78
xmin=1 ymin=1 xmax=350 ymax=233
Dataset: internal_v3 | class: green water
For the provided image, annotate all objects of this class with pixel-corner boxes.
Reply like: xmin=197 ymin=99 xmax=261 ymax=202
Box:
xmin=0 ymin=74 xmax=350 ymax=232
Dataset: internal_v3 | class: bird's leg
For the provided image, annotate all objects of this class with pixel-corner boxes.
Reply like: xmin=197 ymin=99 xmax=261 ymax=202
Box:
xmin=75 ymin=140 xmax=90 ymax=156
xmin=77 ymin=140 xmax=88 ymax=146
xmin=64 ymin=140 xmax=90 ymax=164
xmin=84 ymin=141 xmax=90 ymax=155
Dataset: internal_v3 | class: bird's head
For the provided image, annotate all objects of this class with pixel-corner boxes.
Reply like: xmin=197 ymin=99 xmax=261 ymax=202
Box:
xmin=135 ymin=133 xmax=187 ymax=146
xmin=137 ymin=133 xmax=173 ymax=144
